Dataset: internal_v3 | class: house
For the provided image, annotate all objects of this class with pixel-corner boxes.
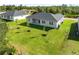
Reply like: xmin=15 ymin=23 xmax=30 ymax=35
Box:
xmin=0 ymin=10 xmax=30 ymax=21
xmin=27 ymin=13 xmax=64 ymax=28
xmin=0 ymin=12 xmax=6 ymax=14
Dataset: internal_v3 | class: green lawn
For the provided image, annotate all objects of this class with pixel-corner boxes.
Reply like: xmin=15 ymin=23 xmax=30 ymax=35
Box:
xmin=4 ymin=19 xmax=79 ymax=55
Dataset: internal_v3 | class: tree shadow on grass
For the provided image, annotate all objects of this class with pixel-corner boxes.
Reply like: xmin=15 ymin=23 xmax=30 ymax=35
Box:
xmin=68 ymin=22 xmax=79 ymax=41
xmin=19 ymin=22 xmax=53 ymax=31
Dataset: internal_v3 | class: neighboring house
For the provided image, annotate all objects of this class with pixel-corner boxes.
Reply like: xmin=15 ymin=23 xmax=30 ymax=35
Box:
xmin=0 ymin=10 xmax=29 ymax=21
xmin=27 ymin=13 xmax=64 ymax=28
xmin=0 ymin=12 xmax=6 ymax=14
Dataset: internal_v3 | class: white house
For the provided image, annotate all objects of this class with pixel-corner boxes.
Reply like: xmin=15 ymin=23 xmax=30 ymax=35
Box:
xmin=0 ymin=12 xmax=6 ymax=14
xmin=0 ymin=10 xmax=30 ymax=21
xmin=26 ymin=13 xmax=64 ymax=28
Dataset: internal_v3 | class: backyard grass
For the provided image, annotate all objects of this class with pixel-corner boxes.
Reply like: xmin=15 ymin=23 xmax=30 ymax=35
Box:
xmin=3 ymin=19 xmax=79 ymax=55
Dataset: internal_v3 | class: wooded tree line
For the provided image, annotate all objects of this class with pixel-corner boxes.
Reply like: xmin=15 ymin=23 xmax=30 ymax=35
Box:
xmin=0 ymin=4 xmax=79 ymax=18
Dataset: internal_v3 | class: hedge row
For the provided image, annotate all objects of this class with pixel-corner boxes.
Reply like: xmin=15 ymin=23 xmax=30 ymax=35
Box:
xmin=65 ymin=15 xmax=79 ymax=18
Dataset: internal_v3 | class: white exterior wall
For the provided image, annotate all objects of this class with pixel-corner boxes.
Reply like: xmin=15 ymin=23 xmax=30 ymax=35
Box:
xmin=56 ymin=17 xmax=64 ymax=28
xmin=28 ymin=18 xmax=57 ymax=28
xmin=0 ymin=15 xmax=28 ymax=21
xmin=3 ymin=16 xmax=13 ymax=21
xmin=13 ymin=15 xmax=29 ymax=21
xmin=0 ymin=15 xmax=14 ymax=20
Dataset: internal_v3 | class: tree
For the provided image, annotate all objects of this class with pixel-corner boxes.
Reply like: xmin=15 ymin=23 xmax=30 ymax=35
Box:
xmin=18 ymin=4 xmax=23 ymax=10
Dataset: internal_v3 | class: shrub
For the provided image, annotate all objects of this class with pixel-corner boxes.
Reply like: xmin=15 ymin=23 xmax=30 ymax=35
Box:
xmin=16 ymin=27 xmax=20 ymax=29
xmin=65 ymin=14 xmax=79 ymax=18
xmin=16 ymin=32 xmax=20 ymax=33
xmin=27 ymin=30 xmax=31 ymax=32
xmin=6 ymin=46 xmax=16 ymax=55
xmin=42 ymin=34 xmax=47 ymax=37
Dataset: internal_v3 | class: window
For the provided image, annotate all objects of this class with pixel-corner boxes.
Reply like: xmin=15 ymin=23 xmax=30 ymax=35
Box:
xmin=10 ymin=16 xmax=12 ymax=19
xmin=4 ymin=16 xmax=7 ymax=19
xmin=7 ymin=16 xmax=10 ymax=19
xmin=2 ymin=15 xmax=4 ymax=18
xmin=49 ymin=21 xmax=53 ymax=25
xmin=42 ymin=20 xmax=45 ymax=24
xmin=38 ymin=20 xmax=40 ymax=23
xmin=32 ymin=19 xmax=36 ymax=23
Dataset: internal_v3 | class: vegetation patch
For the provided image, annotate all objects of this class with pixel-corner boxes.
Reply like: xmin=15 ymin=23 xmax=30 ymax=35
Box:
xmin=41 ymin=34 xmax=47 ymax=37
xmin=27 ymin=30 xmax=31 ymax=32
xmin=16 ymin=27 xmax=20 ymax=29
xmin=16 ymin=32 xmax=20 ymax=34
xmin=4 ymin=19 xmax=79 ymax=55
xmin=0 ymin=19 xmax=16 ymax=55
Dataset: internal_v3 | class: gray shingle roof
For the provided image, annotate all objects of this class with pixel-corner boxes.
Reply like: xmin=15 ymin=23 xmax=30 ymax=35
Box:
xmin=27 ymin=13 xmax=64 ymax=22
xmin=52 ymin=14 xmax=64 ymax=21
xmin=1 ymin=10 xmax=28 ymax=16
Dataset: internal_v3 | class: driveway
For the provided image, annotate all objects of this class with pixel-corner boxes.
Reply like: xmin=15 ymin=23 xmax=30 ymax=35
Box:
xmin=64 ymin=18 xmax=78 ymax=21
